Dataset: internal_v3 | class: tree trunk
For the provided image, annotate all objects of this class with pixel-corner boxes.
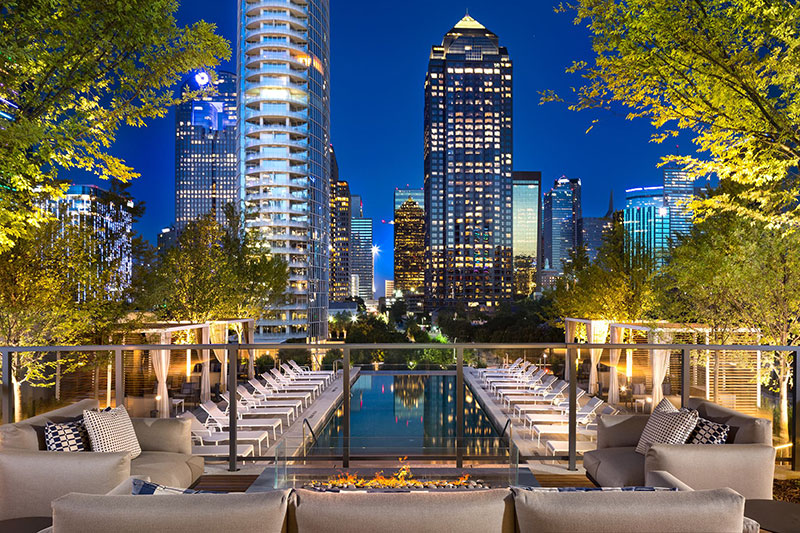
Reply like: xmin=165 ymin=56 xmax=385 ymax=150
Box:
xmin=13 ymin=378 xmax=22 ymax=423
xmin=779 ymin=377 xmax=789 ymax=443
xmin=93 ymin=364 xmax=100 ymax=401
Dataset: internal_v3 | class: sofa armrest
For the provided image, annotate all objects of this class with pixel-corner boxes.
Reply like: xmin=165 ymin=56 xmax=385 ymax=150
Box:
xmin=645 ymin=470 xmax=694 ymax=491
xmin=645 ymin=444 xmax=775 ymax=500
xmin=131 ymin=417 xmax=191 ymax=455
xmin=596 ymin=414 xmax=650 ymax=449
xmin=0 ymin=450 xmax=131 ymax=520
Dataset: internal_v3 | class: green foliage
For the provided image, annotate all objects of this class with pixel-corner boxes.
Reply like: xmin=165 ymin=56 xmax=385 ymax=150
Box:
xmin=0 ymin=0 xmax=230 ymax=251
xmin=254 ymin=354 xmax=274 ymax=375
xmin=548 ymin=0 xmax=800 ymax=228
xmin=321 ymin=349 xmax=342 ymax=370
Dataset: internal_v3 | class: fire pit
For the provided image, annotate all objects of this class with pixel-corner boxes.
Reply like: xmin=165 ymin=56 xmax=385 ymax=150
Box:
xmin=302 ymin=461 xmax=492 ymax=491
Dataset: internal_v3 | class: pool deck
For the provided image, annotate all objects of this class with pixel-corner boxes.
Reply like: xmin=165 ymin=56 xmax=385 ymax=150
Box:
xmin=262 ymin=367 xmax=361 ymax=459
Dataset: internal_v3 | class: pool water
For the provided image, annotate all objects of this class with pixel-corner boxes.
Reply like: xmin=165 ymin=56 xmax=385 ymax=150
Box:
xmin=311 ymin=373 xmax=503 ymax=456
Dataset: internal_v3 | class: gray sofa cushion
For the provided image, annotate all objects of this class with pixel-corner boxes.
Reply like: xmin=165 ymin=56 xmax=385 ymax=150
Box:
xmin=51 ymin=491 xmax=290 ymax=533
xmin=514 ymin=487 xmax=745 ymax=533
xmin=131 ymin=418 xmax=192 ymax=455
xmin=130 ymin=451 xmax=202 ymax=488
xmin=288 ymin=488 xmax=515 ymax=533
xmin=0 ymin=449 xmax=130 ymax=521
xmin=0 ymin=399 xmax=99 ymax=451
xmin=583 ymin=446 xmax=645 ymax=487
xmin=686 ymin=398 xmax=771 ymax=445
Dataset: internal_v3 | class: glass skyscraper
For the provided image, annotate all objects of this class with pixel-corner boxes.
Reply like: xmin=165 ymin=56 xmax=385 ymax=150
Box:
xmin=174 ymin=71 xmax=238 ymax=232
xmin=424 ymin=14 xmax=513 ymax=311
xmin=542 ymin=177 xmax=582 ymax=276
xmin=663 ymin=167 xmax=694 ymax=240
xmin=623 ymin=186 xmax=669 ymax=267
xmin=350 ymin=216 xmax=373 ymax=301
xmin=394 ymin=198 xmax=425 ymax=296
xmin=237 ymin=0 xmax=331 ymax=342
xmin=329 ymin=178 xmax=351 ymax=302
xmin=394 ymin=188 xmax=425 ymax=214
xmin=512 ymin=171 xmax=541 ymax=297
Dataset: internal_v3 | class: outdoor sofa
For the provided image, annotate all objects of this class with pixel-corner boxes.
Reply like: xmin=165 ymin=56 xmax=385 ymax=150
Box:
xmin=583 ymin=397 xmax=775 ymax=499
xmin=0 ymin=399 xmax=202 ymax=523
xmin=38 ymin=474 xmax=755 ymax=533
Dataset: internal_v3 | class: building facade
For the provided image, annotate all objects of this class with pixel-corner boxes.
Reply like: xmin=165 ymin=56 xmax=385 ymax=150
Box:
xmin=512 ymin=171 xmax=541 ymax=298
xmin=329 ymin=179 xmax=351 ymax=302
xmin=581 ymin=192 xmax=614 ymax=262
xmin=350 ymin=216 xmax=373 ymax=301
xmin=174 ymin=71 xmax=238 ymax=233
xmin=52 ymin=184 xmax=135 ymax=297
xmin=542 ymin=176 xmax=582 ymax=276
xmin=424 ymin=14 xmax=514 ymax=312
xmin=663 ymin=167 xmax=694 ymax=241
xmin=623 ymin=186 xmax=669 ymax=267
xmin=394 ymin=188 xmax=425 ymax=213
xmin=237 ymin=0 xmax=331 ymax=341
xmin=394 ymin=197 xmax=425 ymax=296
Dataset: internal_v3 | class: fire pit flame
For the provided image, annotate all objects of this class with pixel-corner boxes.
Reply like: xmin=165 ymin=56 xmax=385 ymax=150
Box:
xmin=311 ymin=458 xmax=484 ymax=490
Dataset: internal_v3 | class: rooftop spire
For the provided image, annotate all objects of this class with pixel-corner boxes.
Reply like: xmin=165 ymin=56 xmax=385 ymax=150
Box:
xmin=454 ymin=12 xmax=485 ymax=30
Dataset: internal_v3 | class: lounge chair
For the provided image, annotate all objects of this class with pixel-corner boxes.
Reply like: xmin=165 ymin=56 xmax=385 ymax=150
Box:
xmin=259 ymin=374 xmax=315 ymax=405
xmin=287 ymin=360 xmax=334 ymax=384
xmin=501 ymin=377 xmax=565 ymax=407
xmin=201 ymin=400 xmax=283 ymax=440
xmin=178 ymin=412 xmax=271 ymax=455
xmin=280 ymin=364 xmax=327 ymax=388
xmin=220 ymin=389 xmax=296 ymax=424
xmin=495 ymin=374 xmax=555 ymax=399
xmin=191 ymin=444 xmax=255 ymax=458
xmin=263 ymin=372 xmax=320 ymax=398
xmin=513 ymin=389 xmax=587 ymax=417
xmin=247 ymin=379 xmax=305 ymax=413
xmin=522 ymin=397 xmax=604 ymax=430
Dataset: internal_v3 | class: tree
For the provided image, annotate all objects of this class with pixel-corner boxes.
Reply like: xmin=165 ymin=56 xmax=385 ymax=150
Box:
xmin=547 ymin=0 xmax=800 ymax=227
xmin=0 ymin=0 xmax=230 ymax=251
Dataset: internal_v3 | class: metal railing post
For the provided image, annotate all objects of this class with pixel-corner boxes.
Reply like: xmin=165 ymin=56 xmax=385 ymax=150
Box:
xmin=568 ymin=343 xmax=577 ymax=471
xmin=115 ymin=348 xmax=124 ymax=409
xmin=343 ymin=347 xmax=350 ymax=468
xmin=228 ymin=343 xmax=239 ymax=472
xmin=456 ymin=347 xmax=464 ymax=469
xmin=681 ymin=348 xmax=690 ymax=408
xmin=793 ymin=350 xmax=799 ymax=471
xmin=2 ymin=350 xmax=11 ymax=424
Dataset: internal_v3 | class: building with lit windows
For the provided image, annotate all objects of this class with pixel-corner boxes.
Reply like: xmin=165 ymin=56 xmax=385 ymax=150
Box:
xmin=237 ymin=0 xmax=331 ymax=342
xmin=350 ymin=216 xmax=373 ymax=301
xmin=542 ymin=176 xmax=582 ymax=276
xmin=394 ymin=188 xmax=425 ymax=213
xmin=329 ymin=178 xmax=351 ymax=302
xmin=51 ymin=184 xmax=135 ymax=297
xmin=581 ymin=192 xmax=614 ymax=262
xmin=623 ymin=186 xmax=669 ymax=267
xmin=174 ymin=71 xmax=238 ymax=233
xmin=394 ymin=197 xmax=425 ymax=295
xmin=424 ymin=14 xmax=514 ymax=312
xmin=663 ymin=166 xmax=694 ymax=240
xmin=384 ymin=280 xmax=395 ymax=298
xmin=512 ymin=171 xmax=541 ymax=298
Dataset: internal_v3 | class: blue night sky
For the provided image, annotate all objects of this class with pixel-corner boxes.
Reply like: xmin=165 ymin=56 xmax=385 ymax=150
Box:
xmin=71 ymin=1 xmax=694 ymax=297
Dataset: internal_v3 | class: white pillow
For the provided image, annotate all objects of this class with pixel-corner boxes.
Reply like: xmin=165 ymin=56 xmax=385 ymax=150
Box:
xmin=83 ymin=406 xmax=142 ymax=459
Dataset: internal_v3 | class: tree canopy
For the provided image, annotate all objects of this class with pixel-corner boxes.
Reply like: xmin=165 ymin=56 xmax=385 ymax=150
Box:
xmin=0 ymin=0 xmax=230 ymax=251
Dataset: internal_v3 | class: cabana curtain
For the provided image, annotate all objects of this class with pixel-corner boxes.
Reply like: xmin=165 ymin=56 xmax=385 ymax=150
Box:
xmin=152 ymin=331 xmax=171 ymax=418
xmin=587 ymin=321 xmax=609 ymax=395
xmin=245 ymin=321 xmax=255 ymax=380
xmin=210 ymin=323 xmax=228 ymax=393
xmin=608 ymin=326 xmax=623 ymax=404
xmin=200 ymin=326 xmax=211 ymax=403
xmin=565 ymin=320 xmax=578 ymax=382
xmin=650 ymin=330 xmax=673 ymax=407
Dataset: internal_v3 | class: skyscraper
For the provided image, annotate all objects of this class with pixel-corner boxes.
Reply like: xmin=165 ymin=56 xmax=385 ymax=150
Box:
xmin=329 ymin=179 xmax=351 ymax=302
xmin=350 ymin=216 xmax=373 ymax=301
xmin=542 ymin=176 xmax=582 ymax=276
xmin=581 ymin=191 xmax=614 ymax=262
xmin=623 ymin=186 xmax=669 ymax=267
xmin=174 ymin=71 xmax=238 ymax=232
xmin=512 ymin=171 xmax=541 ymax=298
xmin=424 ymin=14 xmax=513 ymax=312
xmin=663 ymin=167 xmax=694 ymax=240
xmin=237 ymin=0 xmax=331 ymax=342
xmin=394 ymin=197 xmax=425 ymax=295
xmin=394 ymin=188 xmax=425 ymax=213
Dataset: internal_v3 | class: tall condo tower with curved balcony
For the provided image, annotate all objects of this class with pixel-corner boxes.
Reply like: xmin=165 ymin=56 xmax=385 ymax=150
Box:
xmin=238 ymin=0 xmax=331 ymax=342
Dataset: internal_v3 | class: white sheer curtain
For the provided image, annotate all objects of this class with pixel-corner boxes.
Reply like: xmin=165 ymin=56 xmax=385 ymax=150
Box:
xmin=564 ymin=319 xmax=578 ymax=382
xmin=200 ymin=325 xmax=211 ymax=403
xmin=210 ymin=323 xmax=228 ymax=393
xmin=245 ymin=321 xmax=255 ymax=380
xmin=608 ymin=326 xmax=623 ymax=404
xmin=650 ymin=330 xmax=673 ymax=407
xmin=152 ymin=331 xmax=171 ymax=418
xmin=587 ymin=321 xmax=609 ymax=395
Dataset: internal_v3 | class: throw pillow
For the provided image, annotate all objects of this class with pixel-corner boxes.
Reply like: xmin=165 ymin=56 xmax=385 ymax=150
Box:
xmin=635 ymin=408 xmax=698 ymax=455
xmin=83 ymin=406 xmax=142 ymax=459
xmin=131 ymin=479 xmax=220 ymax=495
xmin=687 ymin=417 xmax=730 ymax=445
xmin=44 ymin=419 xmax=90 ymax=452
xmin=652 ymin=397 xmax=677 ymax=414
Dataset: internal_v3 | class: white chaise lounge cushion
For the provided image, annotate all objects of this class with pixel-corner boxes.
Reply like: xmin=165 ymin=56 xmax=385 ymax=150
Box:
xmin=83 ymin=406 xmax=142 ymax=459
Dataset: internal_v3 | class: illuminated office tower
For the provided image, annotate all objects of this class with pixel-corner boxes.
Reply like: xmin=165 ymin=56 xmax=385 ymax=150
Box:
xmin=394 ymin=188 xmax=425 ymax=213
xmin=623 ymin=186 xmax=669 ymax=267
xmin=542 ymin=176 xmax=582 ymax=275
xmin=512 ymin=171 xmax=541 ymax=298
xmin=424 ymin=14 xmax=513 ymax=311
xmin=238 ymin=0 xmax=331 ymax=341
xmin=581 ymin=192 xmax=614 ymax=262
xmin=174 ymin=71 xmax=237 ymax=232
xmin=394 ymin=197 xmax=425 ymax=295
xmin=329 ymin=179 xmax=351 ymax=302
xmin=350 ymin=216 xmax=373 ymax=300
xmin=663 ymin=166 xmax=694 ymax=240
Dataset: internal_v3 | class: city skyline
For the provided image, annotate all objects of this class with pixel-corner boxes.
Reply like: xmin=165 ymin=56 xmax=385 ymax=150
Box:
xmin=62 ymin=2 xmax=698 ymax=298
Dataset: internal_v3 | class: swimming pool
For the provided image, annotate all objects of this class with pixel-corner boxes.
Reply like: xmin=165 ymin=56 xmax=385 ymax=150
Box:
xmin=310 ymin=372 xmax=503 ymax=456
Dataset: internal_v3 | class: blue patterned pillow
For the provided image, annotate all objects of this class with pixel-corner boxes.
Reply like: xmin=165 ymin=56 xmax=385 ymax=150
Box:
xmin=45 ymin=419 xmax=90 ymax=452
xmin=131 ymin=479 xmax=221 ymax=495
xmin=687 ymin=417 xmax=730 ymax=444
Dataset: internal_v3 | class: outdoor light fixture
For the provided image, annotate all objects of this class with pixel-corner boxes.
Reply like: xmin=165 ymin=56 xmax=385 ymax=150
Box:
xmin=194 ymin=71 xmax=210 ymax=87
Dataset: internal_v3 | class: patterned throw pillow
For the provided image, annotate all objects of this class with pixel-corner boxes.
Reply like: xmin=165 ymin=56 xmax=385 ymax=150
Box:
xmin=45 ymin=419 xmax=90 ymax=452
xmin=131 ymin=479 xmax=220 ymax=495
xmin=687 ymin=417 xmax=730 ymax=445
xmin=635 ymin=408 xmax=698 ymax=455
xmin=652 ymin=398 xmax=677 ymax=414
xmin=83 ymin=406 xmax=142 ymax=459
